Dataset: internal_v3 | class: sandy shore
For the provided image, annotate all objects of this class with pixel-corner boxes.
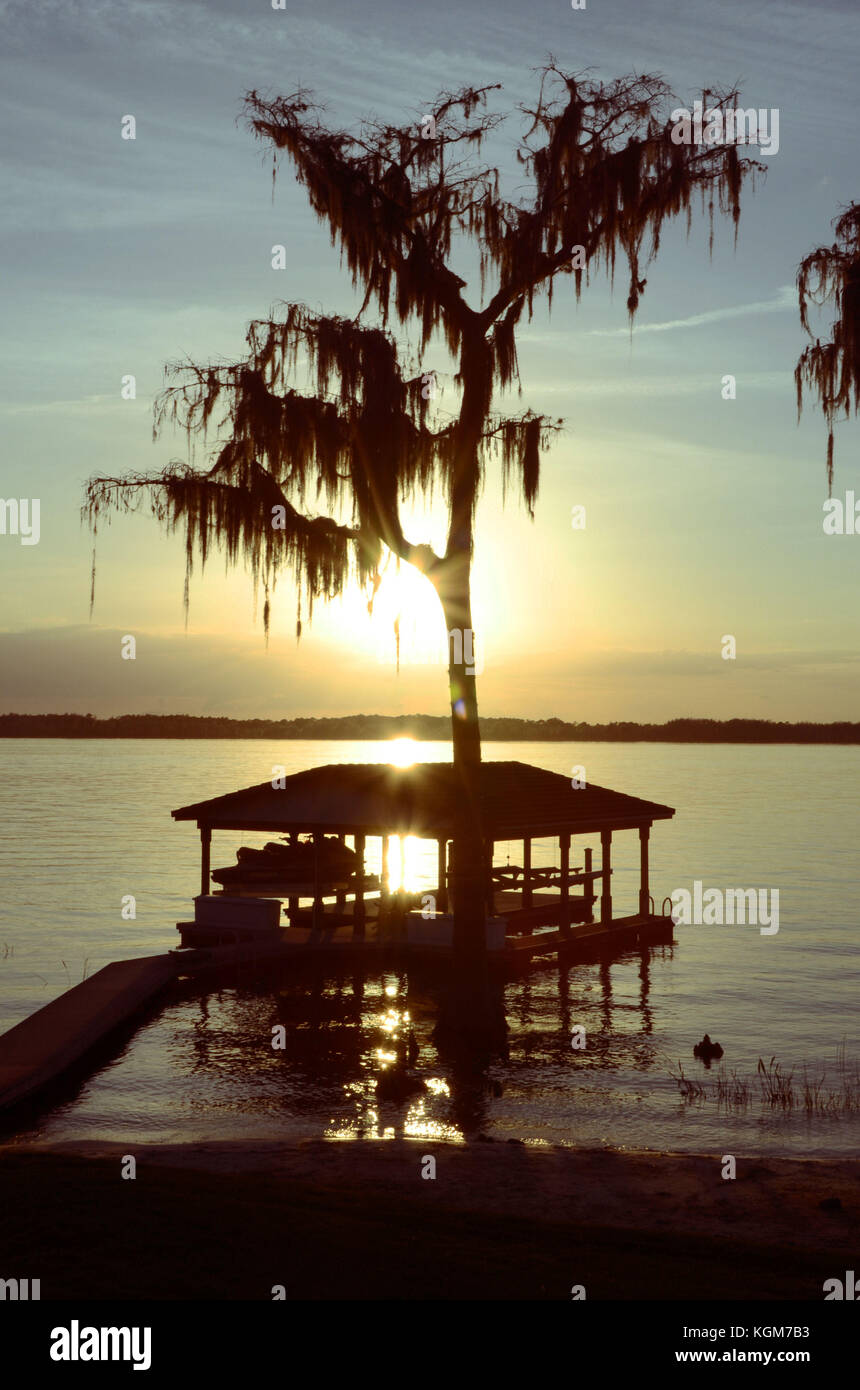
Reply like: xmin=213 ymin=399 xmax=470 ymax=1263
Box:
xmin=1 ymin=1138 xmax=857 ymax=1299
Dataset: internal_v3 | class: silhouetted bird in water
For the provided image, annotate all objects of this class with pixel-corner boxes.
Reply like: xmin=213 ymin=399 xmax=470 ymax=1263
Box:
xmin=693 ymin=1034 xmax=724 ymax=1062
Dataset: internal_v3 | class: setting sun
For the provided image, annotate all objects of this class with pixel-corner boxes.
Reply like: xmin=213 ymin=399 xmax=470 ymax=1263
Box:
xmin=387 ymin=736 xmax=418 ymax=767
xmin=369 ymin=558 xmax=448 ymax=667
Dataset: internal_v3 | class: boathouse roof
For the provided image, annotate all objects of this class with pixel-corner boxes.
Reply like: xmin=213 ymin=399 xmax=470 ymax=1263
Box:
xmin=172 ymin=760 xmax=674 ymax=838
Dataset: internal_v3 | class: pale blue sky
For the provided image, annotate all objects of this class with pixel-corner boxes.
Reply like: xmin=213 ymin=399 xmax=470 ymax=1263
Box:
xmin=1 ymin=0 xmax=859 ymax=719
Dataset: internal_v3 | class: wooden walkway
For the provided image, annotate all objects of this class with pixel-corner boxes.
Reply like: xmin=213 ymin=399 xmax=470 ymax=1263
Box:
xmin=0 ymin=935 xmax=381 ymax=1116
xmin=0 ymin=954 xmax=180 ymax=1114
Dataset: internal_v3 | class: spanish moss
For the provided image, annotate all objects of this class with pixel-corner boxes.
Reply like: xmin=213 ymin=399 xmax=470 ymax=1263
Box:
xmin=84 ymin=65 xmax=760 ymax=640
xmin=796 ymin=202 xmax=860 ymax=491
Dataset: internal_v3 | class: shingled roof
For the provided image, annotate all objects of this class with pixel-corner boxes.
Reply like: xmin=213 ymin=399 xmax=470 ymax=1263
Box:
xmin=172 ymin=760 xmax=674 ymax=838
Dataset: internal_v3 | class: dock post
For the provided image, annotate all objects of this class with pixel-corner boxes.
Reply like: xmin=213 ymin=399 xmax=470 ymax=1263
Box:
xmin=559 ymin=832 xmax=571 ymax=938
xmin=584 ymin=847 xmax=594 ymax=922
xmin=437 ymin=838 xmax=448 ymax=913
xmin=639 ymin=824 xmax=651 ymax=917
xmin=523 ymin=836 xmax=532 ymax=907
xmin=381 ymin=835 xmax=390 ymax=908
xmin=312 ymin=831 xmax=322 ymax=930
xmin=600 ymin=830 xmax=612 ymax=926
xmin=335 ymin=834 xmax=346 ymax=915
xmin=200 ymin=825 xmax=211 ymax=898
xmin=354 ymin=832 xmax=366 ymax=940
xmin=485 ymin=839 xmax=495 ymax=914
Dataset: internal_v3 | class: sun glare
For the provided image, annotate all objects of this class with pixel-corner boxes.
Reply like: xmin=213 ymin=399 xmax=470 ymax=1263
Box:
xmin=388 ymin=736 xmax=418 ymax=767
xmin=386 ymin=833 xmax=422 ymax=892
xmin=322 ymin=555 xmax=449 ymax=665
xmin=373 ymin=562 xmax=447 ymax=666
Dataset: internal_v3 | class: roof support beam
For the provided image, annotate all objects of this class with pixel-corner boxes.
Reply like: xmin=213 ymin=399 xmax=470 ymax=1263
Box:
xmin=335 ymin=834 xmax=346 ymax=913
xmin=200 ymin=825 xmax=211 ymax=898
xmin=312 ymin=831 xmax=322 ymax=929
xmin=639 ymin=823 xmax=651 ymax=917
xmin=600 ymin=829 xmax=613 ymax=926
xmin=381 ymin=834 xmax=391 ymax=905
xmin=354 ymin=832 xmax=366 ymax=940
xmin=437 ymin=838 xmax=448 ymax=913
xmin=560 ymin=831 xmax=571 ymax=938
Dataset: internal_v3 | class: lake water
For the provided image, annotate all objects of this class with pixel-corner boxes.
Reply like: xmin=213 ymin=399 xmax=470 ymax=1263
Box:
xmin=0 ymin=739 xmax=857 ymax=1156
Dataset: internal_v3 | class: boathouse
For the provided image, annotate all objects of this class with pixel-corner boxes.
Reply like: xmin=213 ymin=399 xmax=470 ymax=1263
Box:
xmin=172 ymin=761 xmax=675 ymax=955
xmin=0 ymin=762 xmax=675 ymax=1117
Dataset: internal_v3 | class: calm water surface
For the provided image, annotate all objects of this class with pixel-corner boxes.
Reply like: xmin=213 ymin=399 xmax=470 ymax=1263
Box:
xmin=0 ymin=739 xmax=857 ymax=1156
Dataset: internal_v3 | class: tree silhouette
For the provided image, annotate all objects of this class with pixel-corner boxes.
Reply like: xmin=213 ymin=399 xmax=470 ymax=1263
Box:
xmin=796 ymin=202 xmax=860 ymax=489
xmin=85 ymin=65 xmax=760 ymax=979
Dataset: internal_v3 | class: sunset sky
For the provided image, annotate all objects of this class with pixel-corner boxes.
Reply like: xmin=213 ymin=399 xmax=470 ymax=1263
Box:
xmin=1 ymin=0 xmax=859 ymax=721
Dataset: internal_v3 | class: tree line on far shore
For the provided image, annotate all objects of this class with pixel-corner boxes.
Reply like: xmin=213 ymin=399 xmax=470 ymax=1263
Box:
xmin=2 ymin=713 xmax=859 ymax=743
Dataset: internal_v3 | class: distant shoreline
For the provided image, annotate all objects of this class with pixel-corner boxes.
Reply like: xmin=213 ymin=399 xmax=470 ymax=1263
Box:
xmin=2 ymin=713 xmax=860 ymax=742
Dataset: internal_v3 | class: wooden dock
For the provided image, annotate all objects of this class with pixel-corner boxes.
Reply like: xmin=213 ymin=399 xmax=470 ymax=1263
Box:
xmin=174 ymin=907 xmax=673 ymax=974
xmin=0 ymin=759 xmax=679 ymax=1118
xmin=0 ymin=913 xmax=672 ymax=1116
xmin=403 ymin=911 xmax=673 ymax=967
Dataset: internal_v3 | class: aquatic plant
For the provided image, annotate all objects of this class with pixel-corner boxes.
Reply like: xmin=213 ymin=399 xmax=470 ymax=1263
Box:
xmin=671 ymin=1046 xmax=859 ymax=1115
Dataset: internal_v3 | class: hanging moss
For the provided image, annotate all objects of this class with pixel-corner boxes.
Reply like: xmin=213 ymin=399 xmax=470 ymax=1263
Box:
xmin=796 ymin=204 xmax=860 ymax=491
xmin=84 ymin=66 xmax=759 ymax=637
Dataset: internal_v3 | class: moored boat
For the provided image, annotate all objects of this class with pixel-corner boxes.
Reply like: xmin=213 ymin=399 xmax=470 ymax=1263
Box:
xmin=211 ymin=833 xmax=359 ymax=889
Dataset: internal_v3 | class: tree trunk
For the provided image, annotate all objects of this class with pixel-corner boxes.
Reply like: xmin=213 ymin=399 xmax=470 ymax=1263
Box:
xmin=442 ymin=576 xmax=488 ymax=990
xmin=438 ymin=335 xmax=493 ymax=1018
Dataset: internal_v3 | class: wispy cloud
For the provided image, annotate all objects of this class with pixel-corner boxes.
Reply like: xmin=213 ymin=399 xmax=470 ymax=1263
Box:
xmin=0 ymin=395 xmax=152 ymax=417
xmin=533 ymin=370 xmax=789 ymax=398
xmin=590 ymin=285 xmax=796 ymax=336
